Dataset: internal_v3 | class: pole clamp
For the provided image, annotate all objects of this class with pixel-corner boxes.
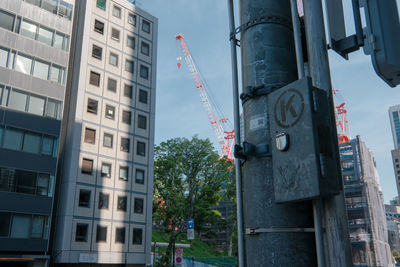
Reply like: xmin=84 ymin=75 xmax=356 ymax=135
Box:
xmin=240 ymin=84 xmax=283 ymax=103
xmin=245 ymin=227 xmax=315 ymax=235
xmin=234 ymin=142 xmax=271 ymax=160
xmin=230 ymin=15 xmax=292 ymax=41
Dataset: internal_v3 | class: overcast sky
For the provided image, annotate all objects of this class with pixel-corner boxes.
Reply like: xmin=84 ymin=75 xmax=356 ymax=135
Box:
xmin=140 ymin=0 xmax=400 ymax=204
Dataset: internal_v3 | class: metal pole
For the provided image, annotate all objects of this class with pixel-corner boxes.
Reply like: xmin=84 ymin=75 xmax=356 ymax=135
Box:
xmin=239 ymin=0 xmax=316 ymax=266
xmin=302 ymin=0 xmax=353 ymax=266
xmin=227 ymin=1 xmax=245 ymax=267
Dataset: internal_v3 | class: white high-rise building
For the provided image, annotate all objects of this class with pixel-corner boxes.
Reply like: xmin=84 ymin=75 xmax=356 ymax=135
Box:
xmin=389 ymin=105 xmax=400 ymax=197
xmin=53 ymin=0 xmax=157 ymax=265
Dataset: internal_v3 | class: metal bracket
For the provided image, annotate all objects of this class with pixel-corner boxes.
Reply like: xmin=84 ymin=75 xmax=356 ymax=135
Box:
xmin=230 ymin=15 xmax=292 ymax=42
xmin=234 ymin=142 xmax=271 ymax=160
xmin=245 ymin=227 xmax=315 ymax=235
xmin=240 ymin=84 xmax=282 ymax=103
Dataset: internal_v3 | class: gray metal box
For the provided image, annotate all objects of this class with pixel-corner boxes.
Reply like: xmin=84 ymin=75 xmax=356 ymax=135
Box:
xmin=268 ymin=77 xmax=341 ymax=203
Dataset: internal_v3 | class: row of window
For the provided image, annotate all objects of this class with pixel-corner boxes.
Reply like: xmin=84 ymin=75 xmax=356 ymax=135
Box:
xmin=0 ymin=167 xmax=54 ymax=197
xmin=0 ymin=9 xmax=70 ymax=51
xmin=76 ymin=223 xmax=143 ymax=245
xmin=0 ymin=212 xmax=49 ymax=239
xmin=78 ymin=189 xmax=144 ymax=214
xmin=0 ymin=126 xmax=58 ymax=157
xmin=92 ymin=38 xmax=149 ymax=60
xmin=88 ymin=77 xmax=149 ymax=104
xmin=89 ymin=58 xmax=149 ymax=82
xmin=85 ymin=127 xmax=146 ymax=150
xmin=0 ymin=47 xmax=66 ymax=84
xmin=95 ymin=0 xmax=151 ymax=34
xmin=22 ymin=0 xmax=73 ymax=20
xmin=0 ymin=85 xmax=62 ymax=119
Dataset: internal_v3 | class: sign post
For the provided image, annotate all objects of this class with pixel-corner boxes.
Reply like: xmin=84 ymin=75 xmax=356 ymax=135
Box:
xmin=187 ymin=219 xmax=194 ymax=240
xmin=175 ymin=247 xmax=183 ymax=266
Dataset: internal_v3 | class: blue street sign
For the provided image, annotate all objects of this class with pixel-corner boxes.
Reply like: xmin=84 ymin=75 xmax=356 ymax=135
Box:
xmin=187 ymin=219 xmax=194 ymax=230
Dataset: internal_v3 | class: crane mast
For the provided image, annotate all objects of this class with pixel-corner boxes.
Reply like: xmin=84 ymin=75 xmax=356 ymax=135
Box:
xmin=176 ymin=34 xmax=233 ymax=160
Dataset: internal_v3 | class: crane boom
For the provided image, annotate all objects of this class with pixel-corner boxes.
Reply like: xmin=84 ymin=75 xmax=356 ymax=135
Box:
xmin=176 ymin=34 xmax=233 ymax=159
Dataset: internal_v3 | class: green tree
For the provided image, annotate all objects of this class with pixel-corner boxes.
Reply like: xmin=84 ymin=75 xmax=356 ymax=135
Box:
xmin=152 ymin=136 xmax=233 ymax=265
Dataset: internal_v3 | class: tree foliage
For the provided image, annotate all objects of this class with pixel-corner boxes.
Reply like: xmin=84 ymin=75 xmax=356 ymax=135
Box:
xmin=152 ymin=136 xmax=233 ymax=265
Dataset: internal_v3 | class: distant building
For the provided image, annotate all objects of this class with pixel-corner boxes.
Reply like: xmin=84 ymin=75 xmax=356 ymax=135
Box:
xmin=53 ymin=0 xmax=157 ymax=265
xmin=389 ymin=105 xmax=400 ymax=197
xmin=341 ymin=136 xmax=394 ymax=267
xmin=0 ymin=0 xmax=74 ymax=266
xmin=385 ymin=204 xmax=400 ymax=253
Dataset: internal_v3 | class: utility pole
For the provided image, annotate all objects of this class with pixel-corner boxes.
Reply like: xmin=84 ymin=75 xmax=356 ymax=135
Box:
xmin=239 ymin=0 xmax=316 ymax=266
xmin=303 ymin=0 xmax=353 ymax=266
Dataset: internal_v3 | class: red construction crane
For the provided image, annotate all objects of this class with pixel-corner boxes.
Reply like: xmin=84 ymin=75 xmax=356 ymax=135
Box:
xmin=176 ymin=34 xmax=234 ymax=160
xmin=333 ymin=89 xmax=350 ymax=143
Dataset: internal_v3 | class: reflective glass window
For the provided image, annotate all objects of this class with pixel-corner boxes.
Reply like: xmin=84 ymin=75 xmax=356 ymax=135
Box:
xmin=37 ymin=174 xmax=49 ymax=196
xmin=142 ymin=20 xmax=150 ymax=33
xmin=4 ymin=128 xmax=23 ymax=150
xmin=31 ymin=215 xmax=44 ymax=238
xmin=128 ymin=13 xmax=136 ymax=26
xmin=59 ymin=1 xmax=73 ymax=20
xmin=9 ymin=89 xmax=28 ymax=112
xmin=20 ymin=20 xmax=37 ymax=40
xmin=42 ymin=0 xmax=58 ymax=14
xmin=96 ymin=0 xmax=106 ymax=10
xmin=140 ymin=65 xmax=149 ymax=79
xmin=15 ymin=169 xmax=36 ymax=194
xmin=135 ymin=169 xmax=144 ymax=184
xmin=75 ymin=223 xmax=88 ymax=242
xmin=112 ymin=5 xmax=121 ymax=18
xmin=101 ymin=163 xmax=111 ymax=177
xmin=98 ymin=193 xmax=109 ymax=209
xmin=54 ymin=32 xmax=65 ymax=50
xmin=1 ymin=86 xmax=10 ymax=106
xmin=46 ymin=99 xmax=61 ymax=119
xmin=132 ymin=228 xmax=142 ymax=244
xmin=103 ymin=133 xmax=113 ymax=148
xmin=127 ymin=36 xmax=135 ymax=49
xmin=125 ymin=59 xmax=134 ymax=73
xmin=0 ymin=47 xmax=9 ymax=68
xmin=115 ymin=227 xmax=125 ymax=243
xmin=23 ymin=132 xmax=41 ymax=154
xmin=111 ymin=28 xmax=120 ymax=41
xmin=96 ymin=225 xmax=107 ymax=242
xmin=0 ymin=213 xmax=10 ymax=237
xmin=15 ymin=53 xmax=33 ymax=74
xmin=109 ymin=53 xmax=118 ymax=67
xmin=33 ymin=60 xmax=50 ymax=80
xmin=28 ymin=94 xmax=45 ymax=116
xmin=124 ymin=84 xmax=133 ymax=98
xmin=0 ymin=10 xmax=15 ymax=31
xmin=119 ymin=166 xmax=128 ymax=181
xmin=141 ymin=42 xmax=149 ymax=56
xmin=134 ymin=198 xmax=143 ymax=214
xmin=50 ymin=65 xmax=61 ymax=83
xmin=37 ymin=26 xmax=54 ymax=46
xmin=138 ymin=89 xmax=148 ymax=104
xmin=10 ymin=215 xmax=31 ymax=238
xmin=42 ymin=135 xmax=54 ymax=155
xmin=117 ymin=196 xmax=127 ymax=211
xmin=25 ymin=0 xmax=41 ymax=7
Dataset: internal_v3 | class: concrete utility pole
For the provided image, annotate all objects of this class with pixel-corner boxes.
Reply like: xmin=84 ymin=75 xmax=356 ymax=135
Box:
xmin=239 ymin=0 xmax=316 ymax=266
xmin=303 ymin=0 xmax=353 ymax=266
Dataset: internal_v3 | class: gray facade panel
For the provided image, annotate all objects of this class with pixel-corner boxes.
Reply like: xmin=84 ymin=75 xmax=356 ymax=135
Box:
xmin=0 ymin=191 xmax=52 ymax=215
xmin=0 ymin=238 xmax=47 ymax=252
xmin=1 ymin=108 xmax=61 ymax=136
xmin=0 ymin=149 xmax=57 ymax=174
xmin=0 ymin=68 xmax=65 ymax=101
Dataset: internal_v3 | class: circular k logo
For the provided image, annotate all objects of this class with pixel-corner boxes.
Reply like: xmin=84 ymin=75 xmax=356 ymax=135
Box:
xmin=274 ymin=88 xmax=305 ymax=128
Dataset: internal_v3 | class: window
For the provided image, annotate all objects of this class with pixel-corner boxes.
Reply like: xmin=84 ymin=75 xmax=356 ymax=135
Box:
xmin=37 ymin=26 xmax=54 ymax=46
xmin=94 ymin=20 xmax=104 ymax=34
xmin=50 ymin=64 xmax=64 ymax=83
xmin=136 ymin=141 xmax=146 ymax=156
xmin=89 ymin=71 xmax=100 ymax=86
xmin=78 ymin=189 xmax=91 ymax=207
xmin=0 ymin=47 xmax=9 ymax=68
xmin=31 ymin=215 xmax=45 ymax=238
xmin=84 ymin=128 xmax=96 ymax=144
xmin=96 ymin=0 xmax=107 ymax=10
xmin=4 ymin=128 xmax=23 ymax=150
xmin=98 ymin=193 xmax=109 ymax=209
xmin=42 ymin=0 xmax=58 ymax=14
xmin=28 ymin=94 xmax=45 ymax=116
xmin=105 ymin=105 xmax=115 ymax=119
xmin=109 ymin=53 xmax=118 ymax=67
xmin=96 ymin=225 xmax=107 ymax=242
xmin=103 ymin=133 xmax=113 ymax=148
xmin=59 ymin=1 xmax=73 ymax=20
xmin=140 ymin=65 xmax=149 ymax=79
xmin=116 ymin=227 xmax=125 ymax=243
xmin=46 ymin=99 xmax=62 ymax=119
xmin=396 ymin=159 xmax=399 ymax=163
xmin=111 ymin=28 xmax=120 ymax=41
xmin=141 ymin=42 xmax=149 ymax=56
xmin=92 ymin=45 xmax=102 ymax=59
xmin=135 ymin=169 xmax=145 ymax=184
xmin=127 ymin=36 xmax=135 ymax=49
xmin=33 ymin=60 xmax=50 ymax=80
xmin=134 ymin=198 xmax=144 ymax=214
xmin=139 ymin=89 xmax=147 ymax=104
xmin=120 ymin=137 xmax=130 ymax=152
xmin=138 ymin=115 xmax=147 ymax=130
xmin=0 ymin=213 xmax=10 ymax=237
xmin=20 ymin=20 xmax=38 ymax=40
xmin=54 ymin=32 xmax=67 ymax=50
xmin=82 ymin=158 xmax=93 ymax=174
xmin=0 ymin=10 xmax=15 ymax=31
xmin=112 ymin=5 xmax=121 ymax=18
xmin=132 ymin=228 xmax=143 ymax=244
xmin=10 ymin=215 xmax=31 ymax=238
xmin=15 ymin=53 xmax=33 ymax=74
xmin=125 ymin=59 xmax=134 ymax=73
xmin=128 ymin=13 xmax=136 ymax=26
xmin=122 ymin=110 xmax=131 ymax=125
xmin=119 ymin=166 xmax=128 ymax=181
xmin=124 ymin=84 xmax=133 ymax=98
xmin=42 ymin=135 xmax=54 ymax=156
xmin=36 ymin=174 xmax=49 ymax=196
xmin=23 ymin=132 xmax=41 ymax=154
xmin=75 ymin=223 xmax=88 ymax=242
xmin=397 ymin=164 xmax=400 ymax=168
xmin=87 ymin=98 xmax=98 ymax=114
xmin=15 ymin=170 xmax=36 ymax=194
xmin=142 ymin=20 xmax=150 ymax=33
xmin=9 ymin=89 xmax=28 ymax=112
xmin=117 ymin=196 xmax=127 ymax=211
xmin=107 ymin=78 xmax=117 ymax=92
xmin=101 ymin=162 xmax=111 ymax=177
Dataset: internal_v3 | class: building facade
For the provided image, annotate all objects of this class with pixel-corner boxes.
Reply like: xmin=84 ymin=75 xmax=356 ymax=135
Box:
xmin=341 ymin=136 xmax=394 ymax=267
xmin=0 ymin=0 xmax=73 ymax=266
xmin=385 ymin=204 xmax=400 ymax=253
xmin=53 ymin=0 xmax=157 ymax=265
xmin=389 ymin=105 xmax=400 ymax=197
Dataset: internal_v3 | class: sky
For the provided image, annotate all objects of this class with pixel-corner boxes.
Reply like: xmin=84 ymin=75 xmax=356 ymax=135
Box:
xmin=139 ymin=0 xmax=400 ymax=204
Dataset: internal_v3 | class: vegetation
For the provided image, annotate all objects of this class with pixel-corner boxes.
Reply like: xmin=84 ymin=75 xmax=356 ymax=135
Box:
xmin=393 ymin=250 xmax=400 ymax=264
xmin=152 ymin=136 xmax=235 ymax=266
